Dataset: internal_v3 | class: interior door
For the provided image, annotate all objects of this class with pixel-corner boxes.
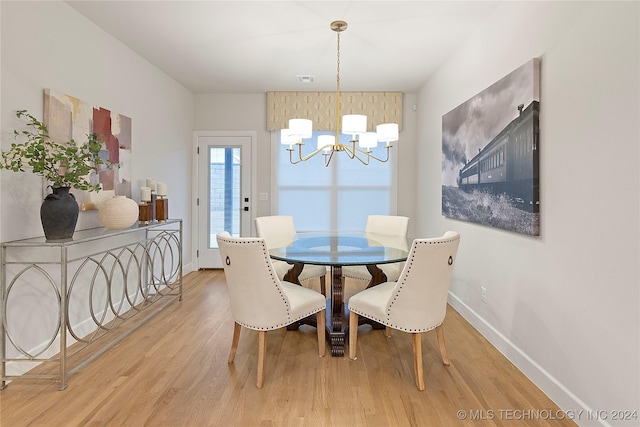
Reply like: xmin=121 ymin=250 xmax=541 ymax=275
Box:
xmin=197 ymin=133 xmax=252 ymax=268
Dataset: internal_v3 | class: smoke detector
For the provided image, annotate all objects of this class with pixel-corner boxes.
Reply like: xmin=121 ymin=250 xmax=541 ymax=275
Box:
xmin=296 ymin=75 xmax=315 ymax=83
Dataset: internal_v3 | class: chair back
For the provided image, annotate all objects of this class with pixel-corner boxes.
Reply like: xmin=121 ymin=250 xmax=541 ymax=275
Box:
xmin=366 ymin=232 xmax=409 ymax=251
xmin=216 ymin=232 xmax=294 ymax=330
xmin=365 ymin=215 xmax=409 ymax=237
xmin=255 ymin=215 xmax=296 ymax=248
xmin=386 ymin=231 xmax=460 ymax=332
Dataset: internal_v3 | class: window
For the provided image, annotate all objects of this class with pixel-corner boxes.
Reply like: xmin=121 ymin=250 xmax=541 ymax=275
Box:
xmin=273 ymin=131 xmax=395 ymax=231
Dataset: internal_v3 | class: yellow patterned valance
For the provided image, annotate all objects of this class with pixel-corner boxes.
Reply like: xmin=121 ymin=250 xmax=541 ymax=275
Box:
xmin=266 ymin=91 xmax=403 ymax=132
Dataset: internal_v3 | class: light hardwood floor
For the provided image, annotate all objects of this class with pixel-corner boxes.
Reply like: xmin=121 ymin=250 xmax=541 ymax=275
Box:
xmin=1 ymin=269 xmax=576 ymax=426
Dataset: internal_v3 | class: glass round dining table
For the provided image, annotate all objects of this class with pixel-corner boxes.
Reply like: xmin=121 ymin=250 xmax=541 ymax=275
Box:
xmin=269 ymin=231 xmax=412 ymax=357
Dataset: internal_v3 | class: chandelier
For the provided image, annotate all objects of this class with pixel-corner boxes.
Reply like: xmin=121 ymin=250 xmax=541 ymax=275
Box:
xmin=282 ymin=20 xmax=399 ymax=167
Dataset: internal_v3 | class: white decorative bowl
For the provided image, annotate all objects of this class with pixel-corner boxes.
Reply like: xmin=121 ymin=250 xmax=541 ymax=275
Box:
xmin=98 ymin=196 xmax=139 ymax=229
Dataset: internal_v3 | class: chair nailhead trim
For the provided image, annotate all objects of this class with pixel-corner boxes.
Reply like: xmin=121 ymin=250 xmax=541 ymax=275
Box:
xmin=380 ymin=235 xmax=460 ymax=332
xmin=219 ymin=235 xmax=325 ymax=331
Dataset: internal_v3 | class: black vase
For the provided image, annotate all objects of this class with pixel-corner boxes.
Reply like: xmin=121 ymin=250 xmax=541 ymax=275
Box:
xmin=40 ymin=186 xmax=79 ymax=240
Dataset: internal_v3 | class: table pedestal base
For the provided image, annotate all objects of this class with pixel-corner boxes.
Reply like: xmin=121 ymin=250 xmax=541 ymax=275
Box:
xmin=284 ymin=262 xmax=386 ymax=357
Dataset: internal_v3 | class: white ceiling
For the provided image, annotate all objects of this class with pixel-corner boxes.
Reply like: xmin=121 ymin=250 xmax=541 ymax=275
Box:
xmin=66 ymin=1 xmax=500 ymax=94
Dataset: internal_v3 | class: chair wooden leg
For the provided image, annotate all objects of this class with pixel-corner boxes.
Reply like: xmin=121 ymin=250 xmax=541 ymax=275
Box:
xmin=317 ymin=309 xmax=326 ymax=357
xmin=349 ymin=312 xmax=359 ymax=360
xmin=257 ymin=331 xmax=267 ymax=388
xmin=319 ymin=276 xmax=326 ymax=296
xmin=435 ymin=324 xmax=450 ymax=366
xmin=385 ymin=326 xmax=392 ymax=338
xmin=412 ymin=332 xmax=425 ymax=391
xmin=228 ymin=322 xmax=241 ymax=364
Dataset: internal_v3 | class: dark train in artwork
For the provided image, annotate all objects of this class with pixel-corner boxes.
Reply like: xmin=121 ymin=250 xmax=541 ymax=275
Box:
xmin=457 ymin=101 xmax=539 ymax=213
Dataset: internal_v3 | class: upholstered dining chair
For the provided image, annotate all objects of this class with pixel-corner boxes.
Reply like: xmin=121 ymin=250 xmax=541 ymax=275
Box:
xmin=255 ymin=215 xmax=327 ymax=295
xmin=342 ymin=215 xmax=410 ymax=284
xmin=348 ymin=231 xmax=460 ymax=391
xmin=216 ymin=232 xmax=326 ymax=388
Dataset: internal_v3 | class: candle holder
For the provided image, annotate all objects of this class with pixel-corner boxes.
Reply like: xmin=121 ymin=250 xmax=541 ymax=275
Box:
xmin=138 ymin=202 xmax=153 ymax=225
xmin=156 ymin=196 xmax=169 ymax=222
xmin=150 ymin=191 xmax=157 ymax=222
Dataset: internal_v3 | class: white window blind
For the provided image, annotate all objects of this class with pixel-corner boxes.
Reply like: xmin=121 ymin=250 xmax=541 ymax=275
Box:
xmin=273 ymin=131 xmax=395 ymax=231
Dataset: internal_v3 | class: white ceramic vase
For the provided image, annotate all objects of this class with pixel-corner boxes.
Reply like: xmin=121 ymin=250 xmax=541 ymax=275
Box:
xmin=98 ymin=196 xmax=139 ymax=229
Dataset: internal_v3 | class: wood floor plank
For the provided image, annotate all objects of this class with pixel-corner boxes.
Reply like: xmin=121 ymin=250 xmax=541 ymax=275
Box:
xmin=0 ymin=270 xmax=576 ymax=427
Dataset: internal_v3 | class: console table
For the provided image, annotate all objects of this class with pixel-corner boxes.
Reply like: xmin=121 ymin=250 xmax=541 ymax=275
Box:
xmin=0 ymin=219 xmax=182 ymax=390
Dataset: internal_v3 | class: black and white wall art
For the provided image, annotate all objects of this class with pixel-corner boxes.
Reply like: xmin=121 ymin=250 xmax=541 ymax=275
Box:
xmin=442 ymin=58 xmax=540 ymax=236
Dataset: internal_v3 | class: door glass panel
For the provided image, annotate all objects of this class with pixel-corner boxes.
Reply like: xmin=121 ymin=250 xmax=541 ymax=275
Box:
xmin=209 ymin=147 xmax=241 ymax=248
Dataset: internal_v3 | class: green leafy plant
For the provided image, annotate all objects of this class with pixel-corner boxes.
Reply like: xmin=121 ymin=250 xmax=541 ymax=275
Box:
xmin=0 ymin=110 xmax=115 ymax=191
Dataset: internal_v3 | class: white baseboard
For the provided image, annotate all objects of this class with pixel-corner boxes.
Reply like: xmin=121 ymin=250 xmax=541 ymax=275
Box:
xmin=182 ymin=261 xmax=195 ymax=276
xmin=448 ymin=293 xmax=610 ymax=427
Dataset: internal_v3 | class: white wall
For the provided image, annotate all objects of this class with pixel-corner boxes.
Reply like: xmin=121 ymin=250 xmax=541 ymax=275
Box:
xmin=417 ymin=2 xmax=639 ymax=425
xmin=1 ymin=1 xmax=194 ymax=269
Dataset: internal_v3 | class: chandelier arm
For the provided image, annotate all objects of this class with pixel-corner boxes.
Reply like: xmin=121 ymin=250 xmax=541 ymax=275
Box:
xmin=353 ymin=145 xmax=392 ymax=163
xmin=342 ymin=145 xmax=370 ymax=166
xmin=323 ymin=150 xmax=335 ymax=167
xmin=287 ymin=147 xmax=304 ymax=165
xmin=288 ymin=143 xmax=337 ymax=164
xmin=340 ymin=141 xmax=357 ymax=160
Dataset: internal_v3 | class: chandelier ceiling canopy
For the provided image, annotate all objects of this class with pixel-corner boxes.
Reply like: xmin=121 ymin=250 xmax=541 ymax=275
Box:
xmin=282 ymin=20 xmax=399 ymax=167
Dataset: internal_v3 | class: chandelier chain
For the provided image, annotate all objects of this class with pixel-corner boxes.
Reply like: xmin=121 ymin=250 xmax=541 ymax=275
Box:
xmin=336 ymin=30 xmax=341 ymax=135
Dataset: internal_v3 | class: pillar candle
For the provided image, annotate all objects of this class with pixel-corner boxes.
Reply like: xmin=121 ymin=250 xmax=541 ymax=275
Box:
xmin=140 ymin=186 xmax=151 ymax=202
xmin=157 ymin=182 xmax=167 ymax=197
xmin=146 ymin=178 xmax=156 ymax=191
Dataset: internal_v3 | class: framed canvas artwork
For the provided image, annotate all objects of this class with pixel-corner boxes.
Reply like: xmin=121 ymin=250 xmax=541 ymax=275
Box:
xmin=44 ymin=89 xmax=132 ymax=210
xmin=442 ymin=58 xmax=540 ymax=236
